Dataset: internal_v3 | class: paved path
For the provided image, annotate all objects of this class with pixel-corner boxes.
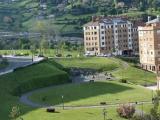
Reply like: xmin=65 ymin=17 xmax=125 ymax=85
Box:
xmin=20 ymin=87 xmax=152 ymax=110
xmin=19 ymin=59 xmax=130 ymax=108
xmin=146 ymin=86 xmax=158 ymax=90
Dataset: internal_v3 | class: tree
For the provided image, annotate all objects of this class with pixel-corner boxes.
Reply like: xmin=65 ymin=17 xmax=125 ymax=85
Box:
xmin=9 ymin=106 xmax=23 ymax=120
xmin=150 ymin=90 xmax=160 ymax=119
xmin=117 ymin=104 xmax=135 ymax=119
xmin=40 ymin=35 xmax=49 ymax=55
xmin=31 ymin=20 xmax=56 ymax=56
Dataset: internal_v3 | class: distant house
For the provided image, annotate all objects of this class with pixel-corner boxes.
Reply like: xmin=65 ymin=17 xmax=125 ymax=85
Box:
xmin=117 ymin=2 xmax=125 ymax=8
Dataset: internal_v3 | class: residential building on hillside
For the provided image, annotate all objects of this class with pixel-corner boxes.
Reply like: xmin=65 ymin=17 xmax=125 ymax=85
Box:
xmin=138 ymin=16 xmax=160 ymax=73
xmin=83 ymin=16 xmax=139 ymax=56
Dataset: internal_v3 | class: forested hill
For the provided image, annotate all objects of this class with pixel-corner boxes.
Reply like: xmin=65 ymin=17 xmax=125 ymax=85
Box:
xmin=0 ymin=0 xmax=159 ymax=36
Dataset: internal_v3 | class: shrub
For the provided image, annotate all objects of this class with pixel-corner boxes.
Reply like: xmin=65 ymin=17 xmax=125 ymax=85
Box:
xmin=119 ymin=79 xmax=127 ymax=83
xmin=9 ymin=106 xmax=20 ymax=120
xmin=56 ymin=54 xmax=62 ymax=57
xmin=117 ymin=104 xmax=135 ymax=119
xmin=131 ymin=114 xmax=152 ymax=120
xmin=46 ymin=107 xmax=55 ymax=113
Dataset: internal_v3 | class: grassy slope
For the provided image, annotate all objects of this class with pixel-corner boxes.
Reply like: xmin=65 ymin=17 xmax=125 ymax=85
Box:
xmin=113 ymin=64 xmax=156 ymax=86
xmin=0 ymin=59 xmax=69 ymax=120
xmin=56 ymin=57 xmax=120 ymax=71
xmin=29 ymin=81 xmax=152 ymax=106
xmin=56 ymin=57 xmax=156 ymax=85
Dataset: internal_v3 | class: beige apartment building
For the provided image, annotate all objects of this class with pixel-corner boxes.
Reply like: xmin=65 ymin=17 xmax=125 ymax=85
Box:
xmin=83 ymin=16 xmax=139 ymax=56
xmin=138 ymin=16 xmax=160 ymax=72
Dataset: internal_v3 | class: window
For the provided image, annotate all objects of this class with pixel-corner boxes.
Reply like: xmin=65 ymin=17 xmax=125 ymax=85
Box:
xmin=94 ymin=27 xmax=96 ymax=29
xmin=101 ymin=31 xmax=104 ymax=34
xmin=102 ymin=42 xmax=105 ymax=45
xmin=94 ymin=32 xmax=97 ymax=35
xmin=102 ymin=36 xmax=104 ymax=39
xmin=101 ymin=26 xmax=104 ymax=29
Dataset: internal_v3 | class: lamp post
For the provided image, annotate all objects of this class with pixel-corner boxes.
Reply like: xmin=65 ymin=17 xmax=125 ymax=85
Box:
xmin=62 ymin=95 xmax=64 ymax=110
xmin=156 ymin=66 xmax=160 ymax=90
xmin=103 ymin=108 xmax=107 ymax=120
xmin=141 ymin=102 xmax=144 ymax=118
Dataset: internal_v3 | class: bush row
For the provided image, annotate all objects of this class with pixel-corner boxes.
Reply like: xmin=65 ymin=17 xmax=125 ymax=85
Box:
xmin=12 ymin=73 xmax=70 ymax=96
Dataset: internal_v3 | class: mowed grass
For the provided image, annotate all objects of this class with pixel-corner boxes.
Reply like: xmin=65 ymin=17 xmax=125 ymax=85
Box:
xmin=29 ymin=81 xmax=152 ymax=106
xmin=0 ymin=60 xmax=70 ymax=120
xmin=113 ymin=65 xmax=156 ymax=86
xmin=56 ymin=57 xmax=120 ymax=71
xmin=21 ymin=107 xmax=126 ymax=120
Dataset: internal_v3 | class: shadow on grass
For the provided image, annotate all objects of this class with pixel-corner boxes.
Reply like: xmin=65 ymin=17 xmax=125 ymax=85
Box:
xmin=30 ymin=82 xmax=134 ymax=106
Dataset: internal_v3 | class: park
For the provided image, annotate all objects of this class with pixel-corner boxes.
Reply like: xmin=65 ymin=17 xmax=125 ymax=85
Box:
xmin=0 ymin=55 xmax=157 ymax=120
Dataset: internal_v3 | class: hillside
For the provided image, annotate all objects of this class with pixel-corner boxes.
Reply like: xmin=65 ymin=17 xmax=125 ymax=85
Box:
xmin=0 ymin=0 xmax=159 ymax=37
xmin=0 ymin=59 xmax=70 ymax=119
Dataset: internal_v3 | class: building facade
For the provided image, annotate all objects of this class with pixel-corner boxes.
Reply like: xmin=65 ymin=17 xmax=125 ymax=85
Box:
xmin=138 ymin=16 xmax=160 ymax=72
xmin=83 ymin=16 xmax=139 ymax=56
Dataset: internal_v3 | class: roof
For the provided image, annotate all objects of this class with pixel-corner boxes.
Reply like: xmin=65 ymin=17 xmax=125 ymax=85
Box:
xmin=84 ymin=18 xmax=129 ymax=27
xmin=83 ymin=21 xmax=99 ymax=27
xmin=146 ymin=17 xmax=160 ymax=24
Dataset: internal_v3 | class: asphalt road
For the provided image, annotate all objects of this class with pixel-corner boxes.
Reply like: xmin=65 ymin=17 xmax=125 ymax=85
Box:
xmin=0 ymin=56 xmax=41 ymax=74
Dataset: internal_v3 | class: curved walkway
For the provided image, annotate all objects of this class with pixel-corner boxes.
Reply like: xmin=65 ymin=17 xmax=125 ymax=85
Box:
xmin=20 ymin=59 xmax=130 ymax=108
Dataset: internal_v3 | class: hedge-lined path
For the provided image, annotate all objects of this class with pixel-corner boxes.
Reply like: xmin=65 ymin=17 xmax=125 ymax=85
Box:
xmin=19 ymin=59 xmax=130 ymax=108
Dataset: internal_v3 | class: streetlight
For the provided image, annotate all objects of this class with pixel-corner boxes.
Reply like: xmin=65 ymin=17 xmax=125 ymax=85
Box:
xmin=141 ymin=102 xmax=144 ymax=118
xmin=61 ymin=95 xmax=64 ymax=110
xmin=102 ymin=108 xmax=107 ymax=120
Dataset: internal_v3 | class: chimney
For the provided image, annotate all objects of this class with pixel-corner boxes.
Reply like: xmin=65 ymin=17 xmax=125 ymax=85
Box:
xmin=148 ymin=16 xmax=151 ymax=22
xmin=157 ymin=15 xmax=160 ymax=21
xmin=92 ymin=16 xmax=96 ymax=22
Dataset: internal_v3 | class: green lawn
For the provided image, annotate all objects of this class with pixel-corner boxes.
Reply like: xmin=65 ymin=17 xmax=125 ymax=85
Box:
xmin=0 ymin=49 xmax=79 ymax=57
xmin=21 ymin=103 xmax=154 ymax=120
xmin=21 ymin=107 xmax=126 ymax=120
xmin=56 ymin=57 xmax=120 ymax=71
xmin=29 ymin=81 xmax=152 ymax=106
xmin=113 ymin=65 xmax=156 ymax=86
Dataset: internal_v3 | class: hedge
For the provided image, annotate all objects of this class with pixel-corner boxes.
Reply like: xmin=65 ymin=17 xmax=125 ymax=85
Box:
xmin=12 ymin=72 xmax=70 ymax=96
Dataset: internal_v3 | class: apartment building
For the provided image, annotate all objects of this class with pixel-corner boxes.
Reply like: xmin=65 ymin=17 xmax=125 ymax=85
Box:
xmin=83 ymin=16 xmax=139 ymax=56
xmin=138 ymin=16 xmax=160 ymax=73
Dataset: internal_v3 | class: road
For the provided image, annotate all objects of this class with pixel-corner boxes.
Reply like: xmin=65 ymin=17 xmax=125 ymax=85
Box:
xmin=0 ymin=56 xmax=43 ymax=75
